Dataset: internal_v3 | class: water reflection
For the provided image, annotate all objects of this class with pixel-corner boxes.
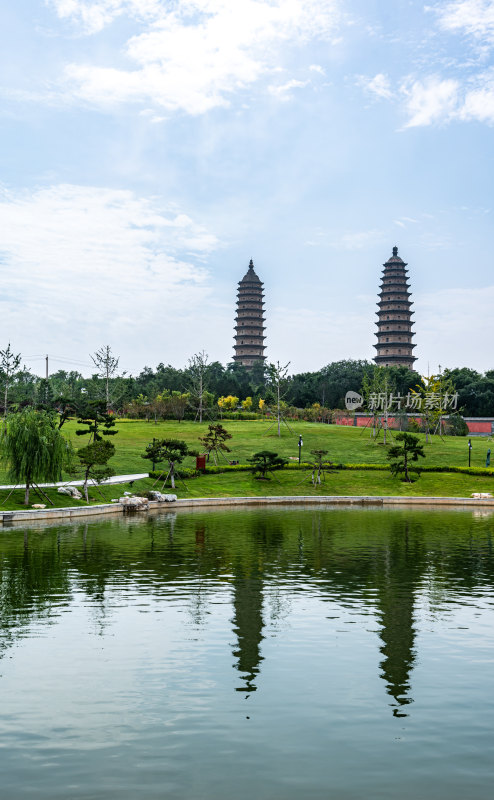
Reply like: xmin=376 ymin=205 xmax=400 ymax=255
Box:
xmin=1 ymin=507 xmax=494 ymax=720
xmin=376 ymin=522 xmax=419 ymax=716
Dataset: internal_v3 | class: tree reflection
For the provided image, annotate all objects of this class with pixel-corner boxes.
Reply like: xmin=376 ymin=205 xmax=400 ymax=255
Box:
xmin=0 ymin=508 xmax=493 ymax=718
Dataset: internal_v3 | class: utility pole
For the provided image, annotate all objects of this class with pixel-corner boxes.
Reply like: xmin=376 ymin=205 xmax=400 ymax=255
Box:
xmin=45 ymin=354 xmax=49 ymax=379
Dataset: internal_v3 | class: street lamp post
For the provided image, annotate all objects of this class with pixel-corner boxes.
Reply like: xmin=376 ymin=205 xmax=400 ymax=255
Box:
xmin=298 ymin=435 xmax=303 ymax=465
xmin=468 ymin=439 xmax=472 ymax=468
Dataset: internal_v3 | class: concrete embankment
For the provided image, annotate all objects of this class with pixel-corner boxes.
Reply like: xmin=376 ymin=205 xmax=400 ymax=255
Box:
xmin=2 ymin=494 xmax=494 ymax=526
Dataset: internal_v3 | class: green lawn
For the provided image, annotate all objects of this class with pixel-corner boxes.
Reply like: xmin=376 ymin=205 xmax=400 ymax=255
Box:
xmin=1 ymin=419 xmax=492 ymax=511
xmin=49 ymin=418 xmax=494 ymax=475
xmin=155 ymin=467 xmax=494 ymax=499
xmin=1 ymin=469 xmax=493 ymax=512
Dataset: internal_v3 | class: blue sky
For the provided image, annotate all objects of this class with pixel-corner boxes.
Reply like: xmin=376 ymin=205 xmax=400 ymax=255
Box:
xmin=1 ymin=0 xmax=493 ymax=377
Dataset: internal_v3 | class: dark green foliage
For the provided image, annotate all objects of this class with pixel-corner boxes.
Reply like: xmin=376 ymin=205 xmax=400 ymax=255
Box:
xmin=387 ymin=433 xmax=426 ymax=483
xmin=1 ymin=409 xmax=72 ymax=504
xmin=76 ymin=401 xmax=118 ymax=442
xmin=5 ymin=358 xmax=494 ymax=419
xmin=149 ymin=438 xmax=198 ymax=488
xmin=446 ymin=414 xmax=469 ymax=436
xmin=309 ymin=449 xmax=332 ymax=484
xmin=0 ymin=343 xmax=22 ymax=416
xmin=35 ymin=378 xmax=54 ymax=410
xmin=157 ymin=439 xmax=196 ymax=463
xmin=198 ymin=423 xmax=232 ymax=463
xmin=443 ymin=367 xmax=494 ymax=417
xmin=76 ymin=440 xmax=116 ymax=501
xmin=247 ymin=450 xmax=289 ymax=479
xmin=142 ymin=438 xmax=167 ymax=471
xmin=54 ymin=396 xmax=79 ymax=429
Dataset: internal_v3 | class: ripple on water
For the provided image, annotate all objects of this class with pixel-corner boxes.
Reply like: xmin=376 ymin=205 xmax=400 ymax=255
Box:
xmin=0 ymin=507 xmax=494 ymax=799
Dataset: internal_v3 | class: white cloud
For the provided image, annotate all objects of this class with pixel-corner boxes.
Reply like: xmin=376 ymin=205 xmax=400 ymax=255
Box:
xmin=399 ymin=70 xmax=494 ymax=127
xmin=401 ymin=75 xmax=459 ymax=127
xmin=268 ymin=79 xmax=309 ymax=100
xmin=47 ymin=1 xmax=162 ymax=34
xmin=357 ymin=73 xmax=393 ymax=100
xmin=51 ymin=0 xmax=342 ymax=115
xmin=434 ymin=0 xmax=494 ymax=42
xmin=459 ymin=73 xmax=494 ymax=120
xmin=0 ymin=184 xmax=220 ymax=371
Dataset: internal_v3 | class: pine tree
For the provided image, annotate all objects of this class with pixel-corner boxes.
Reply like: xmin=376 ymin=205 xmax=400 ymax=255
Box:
xmin=387 ymin=432 xmax=425 ymax=483
xmin=248 ymin=450 xmax=288 ymax=480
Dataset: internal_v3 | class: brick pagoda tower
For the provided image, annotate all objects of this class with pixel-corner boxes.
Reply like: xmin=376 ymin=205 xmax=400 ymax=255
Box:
xmin=233 ymin=259 xmax=266 ymax=367
xmin=374 ymin=246 xmax=416 ymax=369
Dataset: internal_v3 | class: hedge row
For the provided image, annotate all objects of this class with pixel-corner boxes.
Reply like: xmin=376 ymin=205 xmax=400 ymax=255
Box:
xmin=149 ymin=462 xmax=494 ymax=479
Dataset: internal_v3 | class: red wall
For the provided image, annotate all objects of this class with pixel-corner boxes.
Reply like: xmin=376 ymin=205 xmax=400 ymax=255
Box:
xmin=334 ymin=415 xmax=492 ymax=434
xmin=466 ymin=421 xmax=492 ymax=434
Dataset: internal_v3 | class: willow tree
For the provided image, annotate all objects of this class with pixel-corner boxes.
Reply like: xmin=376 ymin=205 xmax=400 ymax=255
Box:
xmin=2 ymin=409 xmax=72 ymax=504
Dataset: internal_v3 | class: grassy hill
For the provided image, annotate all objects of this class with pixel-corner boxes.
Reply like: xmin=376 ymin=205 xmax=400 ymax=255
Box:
xmin=1 ymin=419 xmax=492 ymax=509
xmin=56 ymin=418 xmax=490 ymax=474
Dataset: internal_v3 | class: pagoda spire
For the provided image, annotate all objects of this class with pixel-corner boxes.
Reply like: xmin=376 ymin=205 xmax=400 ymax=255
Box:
xmin=232 ymin=260 xmax=266 ymax=367
xmin=374 ymin=247 xmax=416 ymax=369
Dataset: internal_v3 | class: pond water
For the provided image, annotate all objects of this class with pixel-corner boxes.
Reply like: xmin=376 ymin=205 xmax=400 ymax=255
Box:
xmin=1 ymin=506 xmax=494 ymax=799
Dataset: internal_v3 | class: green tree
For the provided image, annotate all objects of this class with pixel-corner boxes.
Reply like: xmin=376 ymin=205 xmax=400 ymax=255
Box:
xmin=76 ymin=440 xmax=116 ymax=502
xmin=0 ymin=343 xmax=21 ymax=420
xmin=187 ymin=351 xmax=210 ymax=423
xmin=361 ymin=366 xmax=396 ymax=443
xmin=248 ymin=450 xmax=288 ymax=480
xmin=35 ymin=377 xmax=54 ymax=410
xmin=446 ymin=413 xmax=469 ymax=436
xmin=76 ymin=401 xmax=118 ymax=443
xmin=410 ymin=373 xmax=457 ymax=442
xmin=167 ymin=391 xmax=190 ymax=423
xmin=309 ymin=449 xmax=330 ymax=485
xmin=198 ymin=423 xmax=232 ymax=464
xmin=387 ymin=432 xmax=425 ymax=483
xmin=267 ymin=361 xmax=291 ymax=436
xmin=142 ymin=438 xmax=167 ymax=472
xmin=54 ymin=396 xmax=79 ymax=429
xmin=153 ymin=439 xmax=197 ymax=489
xmin=90 ymin=345 xmax=120 ymax=411
xmin=1 ymin=409 xmax=72 ymax=504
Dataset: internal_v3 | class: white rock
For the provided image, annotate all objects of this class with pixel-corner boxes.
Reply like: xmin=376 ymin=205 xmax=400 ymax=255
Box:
xmin=120 ymin=495 xmax=149 ymax=508
xmin=58 ymin=486 xmax=82 ymax=499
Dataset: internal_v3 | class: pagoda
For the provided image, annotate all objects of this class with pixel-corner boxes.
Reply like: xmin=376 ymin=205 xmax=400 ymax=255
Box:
xmin=374 ymin=246 xmax=416 ymax=369
xmin=233 ymin=260 xmax=266 ymax=367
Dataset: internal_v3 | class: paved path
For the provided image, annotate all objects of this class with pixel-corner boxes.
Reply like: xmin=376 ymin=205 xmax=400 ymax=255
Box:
xmin=0 ymin=473 xmax=149 ymax=490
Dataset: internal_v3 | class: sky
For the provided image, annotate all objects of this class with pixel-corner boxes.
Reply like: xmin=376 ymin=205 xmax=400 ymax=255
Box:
xmin=0 ymin=0 xmax=493 ymax=378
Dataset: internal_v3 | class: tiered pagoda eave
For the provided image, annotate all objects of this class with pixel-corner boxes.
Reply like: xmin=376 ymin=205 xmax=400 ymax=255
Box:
xmin=233 ymin=259 xmax=266 ymax=367
xmin=374 ymin=246 xmax=417 ymax=369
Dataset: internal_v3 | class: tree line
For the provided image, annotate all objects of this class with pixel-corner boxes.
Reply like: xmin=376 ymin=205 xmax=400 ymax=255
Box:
xmin=1 ymin=343 xmax=493 ymax=418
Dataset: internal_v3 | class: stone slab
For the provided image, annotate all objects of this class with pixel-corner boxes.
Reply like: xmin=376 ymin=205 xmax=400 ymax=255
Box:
xmin=2 ymin=494 xmax=494 ymax=527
